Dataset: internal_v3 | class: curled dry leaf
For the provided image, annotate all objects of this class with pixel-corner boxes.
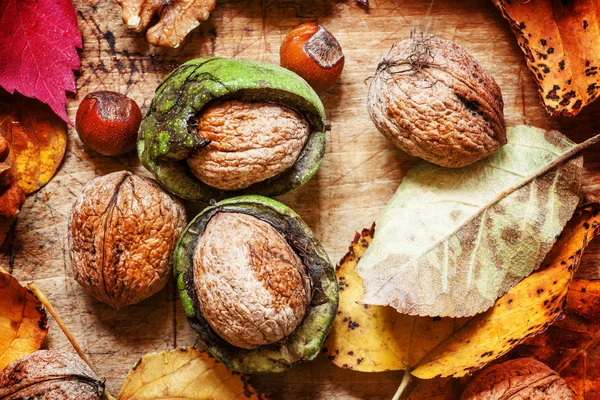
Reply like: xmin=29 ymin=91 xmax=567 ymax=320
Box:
xmin=117 ymin=0 xmax=217 ymax=48
xmin=461 ymin=358 xmax=573 ymax=400
xmin=325 ymin=201 xmax=600 ymax=380
xmin=511 ymin=267 xmax=600 ymax=395
xmin=0 ymin=268 xmax=48 ymax=370
xmin=0 ymin=135 xmax=25 ymax=247
xmin=117 ymin=347 xmax=267 ymax=399
xmin=493 ymin=0 xmax=600 ymax=116
xmin=0 ymin=93 xmax=67 ymax=195
xmin=358 ymin=126 xmax=589 ymax=318
xmin=0 ymin=350 xmax=104 ymax=399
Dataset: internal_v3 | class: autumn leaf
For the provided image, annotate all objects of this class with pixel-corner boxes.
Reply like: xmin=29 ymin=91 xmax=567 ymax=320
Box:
xmin=358 ymin=126 xmax=594 ymax=318
xmin=0 ymin=268 xmax=48 ymax=370
xmin=493 ymin=0 xmax=600 ymax=116
xmin=0 ymin=92 xmax=67 ymax=194
xmin=0 ymin=0 xmax=81 ymax=123
xmin=325 ymin=201 xmax=600 ymax=382
xmin=510 ymin=278 xmax=600 ymax=398
xmin=118 ymin=347 xmax=267 ymax=399
xmin=406 ymin=378 xmax=463 ymax=400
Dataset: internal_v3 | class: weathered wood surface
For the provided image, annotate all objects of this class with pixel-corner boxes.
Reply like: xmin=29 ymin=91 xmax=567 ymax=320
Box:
xmin=5 ymin=0 xmax=600 ymax=398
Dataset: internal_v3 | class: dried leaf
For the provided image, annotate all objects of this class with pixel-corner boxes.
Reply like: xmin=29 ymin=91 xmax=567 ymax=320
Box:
xmin=493 ymin=0 xmax=600 ymax=116
xmin=325 ymin=202 xmax=600 ymax=380
xmin=0 ymin=0 xmax=82 ymax=123
xmin=0 ymin=268 xmax=48 ymax=370
xmin=358 ymin=126 xmax=586 ymax=318
xmin=511 ymin=279 xmax=600 ymax=398
xmin=407 ymin=378 xmax=463 ymax=400
xmin=0 ymin=92 xmax=67 ymax=194
xmin=118 ymin=347 xmax=267 ymax=400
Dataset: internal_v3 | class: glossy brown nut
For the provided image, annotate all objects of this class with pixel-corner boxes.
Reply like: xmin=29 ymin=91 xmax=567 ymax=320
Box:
xmin=280 ymin=23 xmax=344 ymax=93
xmin=75 ymin=91 xmax=142 ymax=156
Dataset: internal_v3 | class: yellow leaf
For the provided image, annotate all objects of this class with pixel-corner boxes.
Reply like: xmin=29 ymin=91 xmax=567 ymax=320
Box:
xmin=118 ymin=347 xmax=267 ymax=400
xmin=325 ymin=202 xmax=600 ymax=379
xmin=0 ymin=93 xmax=67 ymax=195
xmin=0 ymin=268 xmax=48 ymax=369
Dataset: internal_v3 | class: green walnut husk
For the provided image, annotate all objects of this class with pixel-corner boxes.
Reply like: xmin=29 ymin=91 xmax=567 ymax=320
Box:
xmin=138 ymin=57 xmax=327 ymax=202
xmin=174 ymin=195 xmax=338 ymax=373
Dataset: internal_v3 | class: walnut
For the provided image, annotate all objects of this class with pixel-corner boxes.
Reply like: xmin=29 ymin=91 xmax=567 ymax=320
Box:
xmin=368 ymin=36 xmax=507 ymax=168
xmin=187 ymin=100 xmax=311 ymax=191
xmin=68 ymin=171 xmax=186 ymax=310
xmin=117 ymin=0 xmax=217 ymax=48
xmin=0 ymin=350 xmax=104 ymax=399
xmin=461 ymin=358 xmax=574 ymax=400
xmin=193 ymin=212 xmax=311 ymax=349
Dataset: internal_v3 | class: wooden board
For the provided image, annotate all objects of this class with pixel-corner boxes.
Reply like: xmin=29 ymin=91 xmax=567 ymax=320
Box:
xmin=5 ymin=0 xmax=600 ymax=398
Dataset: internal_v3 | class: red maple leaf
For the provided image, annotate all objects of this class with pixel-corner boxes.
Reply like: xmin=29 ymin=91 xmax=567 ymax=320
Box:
xmin=0 ymin=0 xmax=82 ymax=124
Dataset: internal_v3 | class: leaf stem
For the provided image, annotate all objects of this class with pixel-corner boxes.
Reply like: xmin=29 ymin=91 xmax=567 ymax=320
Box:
xmin=28 ymin=283 xmax=116 ymax=400
xmin=392 ymin=372 xmax=412 ymax=400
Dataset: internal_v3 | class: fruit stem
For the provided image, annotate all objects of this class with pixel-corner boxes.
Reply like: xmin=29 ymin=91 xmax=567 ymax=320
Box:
xmin=392 ymin=372 xmax=412 ymax=400
xmin=28 ymin=283 xmax=116 ymax=400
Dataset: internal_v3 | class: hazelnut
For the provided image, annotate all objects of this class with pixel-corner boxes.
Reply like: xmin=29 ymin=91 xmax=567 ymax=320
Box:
xmin=461 ymin=358 xmax=573 ymax=400
xmin=75 ymin=91 xmax=142 ymax=156
xmin=368 ymin=37 xmax=506 ymax=168
xmin=280 ymin=23 xmax=344 ymax=93
xmin=68 ymin=171 xmax=186 ymax=310
xmin=186 ymin=100 xmax=311 ymax=191
xmin=193 ymin=212 xmax=311 ymax=349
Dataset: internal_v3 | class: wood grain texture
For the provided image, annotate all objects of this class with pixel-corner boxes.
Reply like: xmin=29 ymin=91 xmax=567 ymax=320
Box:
xmin=5 ymin=0 xmax=600 ymax=398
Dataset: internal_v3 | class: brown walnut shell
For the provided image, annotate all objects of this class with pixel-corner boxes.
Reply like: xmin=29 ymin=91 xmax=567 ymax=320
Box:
xmin=193 ymin=212 xmax=311 ymax=349
xmin=0 ymin=350 xmax=104 ymax=400
xmin=368 ymin=36 xmax=507 ymax=168
xmin=187 ymin=100 xmax=311 ymax=191
xmin=461 ymin=358 xmax=574 ymax=400
xmin=68 ymin=171 xmax=186 ymax=310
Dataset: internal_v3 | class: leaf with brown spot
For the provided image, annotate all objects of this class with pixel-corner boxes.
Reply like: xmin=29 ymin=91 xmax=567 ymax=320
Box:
xmin=358 ymin=127 xmax=598 ymax=318
xmin=493 ymin=0 xmax=600 ymax=116
xmin=510 ymin=278 xmax=600 ymax=398
xmin=0 ymin=92 xmax=67 ymax=195
xmin=0 ymin=268 xmax=48 ymax=370
xmin=117 ymin=347 xmax=267 ymax=400
xmin=325 ymin=201 xmax=600 ymax=382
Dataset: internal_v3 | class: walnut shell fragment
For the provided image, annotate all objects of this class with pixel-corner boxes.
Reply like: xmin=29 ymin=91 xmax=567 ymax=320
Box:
xmin=117 ymin=0 xmax=216 ymax=48
xmin=68 ymin=171 xmax=186 ymax=310
xmin=0 ymin=350 xmax=104 ymax=400
xmin=368 ymin=37 xmax=506 ymax=168
xmin=461 ymin=358 xmax=574 ymax=400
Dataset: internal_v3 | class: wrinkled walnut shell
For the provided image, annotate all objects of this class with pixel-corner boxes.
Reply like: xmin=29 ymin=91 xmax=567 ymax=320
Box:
xmin=187 ymin=100 xmax=311 ymax=191
xmin=461 ymin=358 xmax=573 ymax=400
xmin=0 ymin=350 xmax=104 ymax=400
xmin=194 ymin=212 xmax=311 ymax=349
xmin=368 ymin=36 xmax=506 ymax=168
xmin=68 ymin=171 xmax=186 ymax=310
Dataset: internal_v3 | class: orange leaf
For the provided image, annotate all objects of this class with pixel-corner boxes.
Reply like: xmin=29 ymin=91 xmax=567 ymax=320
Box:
xmin=0 ymin=92 xmax=67 ymax=194
xmin=493 ymin=0 xmax=600 ymax=116
xmin=511 ymin=278 xmax=600 ymax=399
xmin=0 ymin=268 xmax=48 ymax=370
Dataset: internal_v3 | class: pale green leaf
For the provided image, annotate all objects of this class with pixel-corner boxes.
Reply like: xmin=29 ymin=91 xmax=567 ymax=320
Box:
xmin=357 ymin=126 xmax=586 ymax=317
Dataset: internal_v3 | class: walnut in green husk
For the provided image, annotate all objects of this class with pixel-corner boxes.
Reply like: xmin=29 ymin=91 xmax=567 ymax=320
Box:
xmin=138 ymin=57 xmax=327 ymax=202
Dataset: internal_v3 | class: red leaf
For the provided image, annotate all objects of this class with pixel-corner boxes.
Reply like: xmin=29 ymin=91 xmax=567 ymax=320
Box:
xmin=0 ymin=0 xmax=82 ymax=124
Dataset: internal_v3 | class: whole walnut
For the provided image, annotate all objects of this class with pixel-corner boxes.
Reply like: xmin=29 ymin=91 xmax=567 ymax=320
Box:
xmin=0 ymin=350 xmax=104 ymax=399
xmin=194 ymin=212 xmax=311 ymax=349
xmin=461 ymin=358 xmax=573 ymax=400
xmin=187 ymin=100 xmax=311 ymax=191
xmin=368 ymin=36 xmax=507 ymax=168
xmin=68 ymin=171 xmax=186 ymax=310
